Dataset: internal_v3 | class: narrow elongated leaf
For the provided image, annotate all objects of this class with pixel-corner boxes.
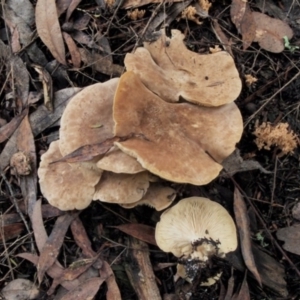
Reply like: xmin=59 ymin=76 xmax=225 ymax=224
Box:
xmin=37 ymin=212 xmax=79 ymax=283
xmin=234 ymin=187 xmax=262 ymax=286
xmin=114 ymin=223 xmax=157 ymax=246
xmin=35 ymin=0 xmax=66 ymax=64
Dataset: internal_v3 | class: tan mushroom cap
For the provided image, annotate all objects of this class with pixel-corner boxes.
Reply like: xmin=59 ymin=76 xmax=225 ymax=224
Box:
xmin=120 ymin=183 xmax=176 ymax=210
xmin=38 ymin=141 xmax=99 ymax=210
xmin=155 ymin=197 xmax=237 ymax=261
xmin=96 ymin=146 xmax=145 ymax=174
xmin=93 ymin=171 xmax=150 ymax=204
xmin=125 ymin=29 xmax=242 ymax=106
xmin=113 ymin=72 xmax=243 ymax=185
xmin=59 ymin=78 xmax=119 ymax=175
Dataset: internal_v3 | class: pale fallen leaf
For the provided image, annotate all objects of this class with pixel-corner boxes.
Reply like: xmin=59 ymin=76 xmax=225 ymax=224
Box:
xmin=233 ymin=188 xmax=262 ymax=286
xmin=0 ymin=109 xmax=27 ymax=143
xmin=100 ymin=261 xmax=122 ymax=300
xmin=65 ymin=0 xmax=82 ymax=22
xmin=1 ymin=278 xmax=40 ymax=300
xmin=60 ymin=278 xmax=104 ymax=300
xmin=276 ymin=224 xmax=300 ymax=255
xmin=16 ymin=115 xmax=37 ymax=219
xmin=35 ymin=0 xmax=66 ymax=64
xmin=37 ymin=212 xmax=79 ymax=283
xmin=253 ymin=11 xmax=293 ymax=53
xmin=3 ymin=0 xmax=47 ymax=64
xmin=0 ymin=223 xmax=24 ymax=242
xmin=0 ymin=87 xmax=80 ymax=171
xmin=63 ymin=32 xmax=81 ymax=68
xmin=230 ymin=0 xmax=256 ymax=49
xmin=0 ymin=40 xmax=29 ymax=106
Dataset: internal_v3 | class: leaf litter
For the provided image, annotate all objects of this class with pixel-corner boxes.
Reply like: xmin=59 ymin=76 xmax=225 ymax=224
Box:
xmin=1 ymin=0 xmax=300 ymax=298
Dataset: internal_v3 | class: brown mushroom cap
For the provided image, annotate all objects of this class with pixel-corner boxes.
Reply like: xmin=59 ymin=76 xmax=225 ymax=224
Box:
xmin=59 ymin=78 xmax=119 ymax=175
xmin=38 ymin=141 xmax=99 ymax=210
xmin=125 ymin=29 xmax=241 ymax=106
xmin=113 ymin=72 xmax=243 ymax=185
xmin=155 ymin=197 xmax=237 ymax=260
xmin=96 ymin=146 xmax=145 ymax=174
xmin=93 ymin=171 xmax=150 ymax=204
xmin=120 ymin=183 xmax=176 ymax=210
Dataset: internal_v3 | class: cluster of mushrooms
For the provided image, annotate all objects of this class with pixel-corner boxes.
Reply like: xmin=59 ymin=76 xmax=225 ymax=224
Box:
xmin=38 ymin=29 xmax=243 ymax=284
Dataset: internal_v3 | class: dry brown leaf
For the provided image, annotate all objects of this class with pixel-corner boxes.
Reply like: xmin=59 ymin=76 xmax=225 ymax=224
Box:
xmin=211 ymin=19 xmax=233 ymax=56
xmin=3 ymin=0 xmax=47 ymax=64
xmin=30 ymin=87 xmax=81 ymax=136
xmin=57 ymin=0 xmax=72 ymax=16
xmin=60 ymin=277 xmax=104 ymax=300
xmin=253 ymin=12 xmax=293 ymax=53
xmin=100 ymin=261 xmax=122 ymax=300
xmin=37 ymin=212 xmax=79 ymax=283
xmin=35 ymin=0 xmax=66 ymax=65
xmin=0 ymin=223 xmax=24 ymax=241
xmin=230 ymin=0 xmax=256 ymax=50
xmin=114 ymin=223 xmax=157 ymax=246
xmin=233 ymin=188 xmax=262 ymax=286
xmin=65 ymin=0 xmax=82 ymax=22
xmin=0 ymin=40 xmax=29 ymax=106
xmin=70 ymin=217 xmax=101 ymax=266
xmin=16 ymin=115 xmax=37 ymax=219
xmin=276 ymin=224 xmax=300 ymax=255
xmin=63 ymin=32 xmax=81 ymax=68
xmin=32 ymin=200 xmax=50 ymax=251
xmin=0 ymin=278 xmax=40 ymax=300
xmin=0 ymin=109 xmax=27 ymax=143
xmin=48 ymin=256 xmax=99 ymax=295
xmin=231 ymin=273 xmax=250 ymax=300
xmin=53 ymin=134 xmax=143 ymax=164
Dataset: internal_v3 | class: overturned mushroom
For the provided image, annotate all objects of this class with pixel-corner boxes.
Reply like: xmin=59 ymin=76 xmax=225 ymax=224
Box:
xmin=113 ymin=72 xmax=243 ymax=185
xmin=125 ymin=29 xmax=241 ymax=106
xmin=155 ymin=197 xmax=237 ymax=260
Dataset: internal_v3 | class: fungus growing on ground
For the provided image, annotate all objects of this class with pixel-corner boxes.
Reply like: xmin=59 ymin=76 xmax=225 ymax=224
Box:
xmin=125 ymin=29 xmax=241 ymax=106
xmin=38 ymin=141 xmax=99 ymax=210
xmin=155 ymin=197 xmax=237 ymax=284
xmin=113 ymin=72 xmax=243 ymax=185
xmin=155 ymin=197 xmax=237 ymax=260
xmin=96 ymin=146 xmax=145 ymax=174
xmin=119 ymin=183 xmax=176 ymax=211
xmin=93 ymin=171 xmax=150 ymax=204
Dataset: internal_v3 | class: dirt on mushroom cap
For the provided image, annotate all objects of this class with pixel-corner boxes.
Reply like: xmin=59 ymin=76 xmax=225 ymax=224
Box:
xmin=113 ymin=72 xmax=243 ymax=185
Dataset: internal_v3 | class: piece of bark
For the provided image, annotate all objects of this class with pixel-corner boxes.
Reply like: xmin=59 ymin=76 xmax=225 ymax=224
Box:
xmin=124 ymin=237 xmax=161 ymax=300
